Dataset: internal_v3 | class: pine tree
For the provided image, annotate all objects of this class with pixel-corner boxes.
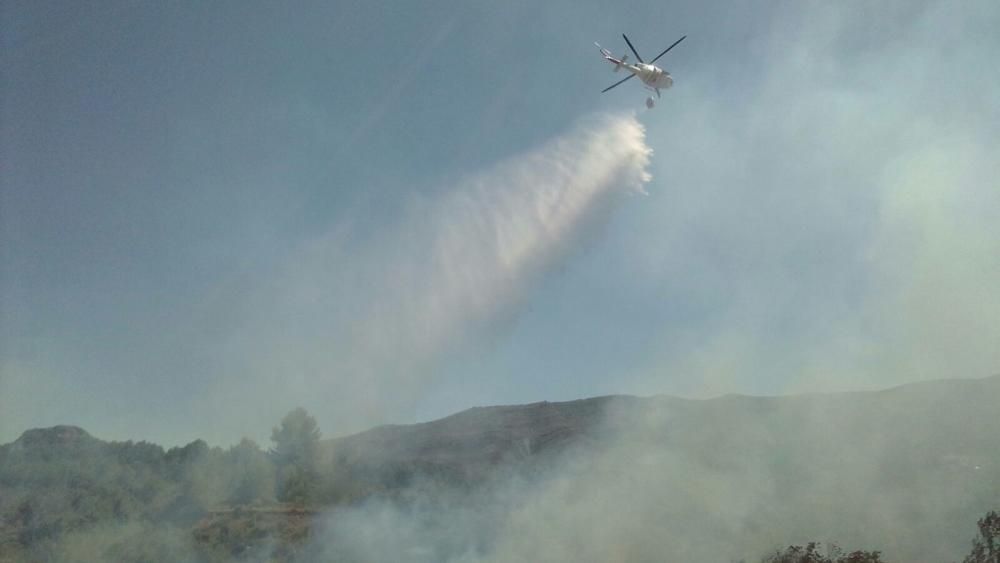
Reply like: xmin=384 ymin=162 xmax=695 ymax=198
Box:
xmin=963 ymin=511 xmax=1000 ymax=563
xmin=269 ymin=408 xmax=321 ymax=503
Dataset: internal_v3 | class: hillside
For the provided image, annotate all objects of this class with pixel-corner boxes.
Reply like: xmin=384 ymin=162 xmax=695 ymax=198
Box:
xmin=316 ymin=375 xmax=1000 ymax=561
xmin=2 ymin=375 xmax=998 ymax=561
xmin=324 ymin=375 xmax=1000 ymax=492
xmin=322 ymin=395 xmax=630 ymax=488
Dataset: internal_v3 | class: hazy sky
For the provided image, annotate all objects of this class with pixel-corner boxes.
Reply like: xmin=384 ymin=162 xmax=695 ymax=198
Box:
xmin=2 ymin=0 xmax=998 ymax=446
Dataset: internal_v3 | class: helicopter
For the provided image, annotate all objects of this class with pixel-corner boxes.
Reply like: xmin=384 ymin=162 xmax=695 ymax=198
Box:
xmin=595 ymin=34 xmax=686 ymax=108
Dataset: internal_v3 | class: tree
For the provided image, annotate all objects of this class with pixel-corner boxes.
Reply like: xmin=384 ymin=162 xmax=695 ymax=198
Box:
xmin=226 ymin=438 xmax=275 ymax=505
xmin=963 ymin=510 xmax=1000 ymax=563
xmin=270 ymin=408 xmax=321 ymax=503
xmin=762 ymin=542 xmax=883 ymax=563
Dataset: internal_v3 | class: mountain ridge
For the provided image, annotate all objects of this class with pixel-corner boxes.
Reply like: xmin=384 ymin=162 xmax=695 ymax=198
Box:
xmin=7 ymin=373 xmax=999 ymax=452
xmin=2 ymin=374 xmax=998 ymax=561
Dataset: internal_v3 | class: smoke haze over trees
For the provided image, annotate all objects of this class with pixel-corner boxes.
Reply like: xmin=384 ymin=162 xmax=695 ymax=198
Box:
xmin=2 ymin=377 xmax=998 ymax=562
xmin=270 ymin=408 xmax=321 ymax=504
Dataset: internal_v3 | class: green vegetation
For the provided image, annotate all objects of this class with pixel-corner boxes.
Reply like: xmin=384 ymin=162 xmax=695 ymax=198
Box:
xmin=1 ymin=412 xmax=997 ymax=562
xmin=0 ymin=409 xmax=331 ymax=561
xmin=752 ymin=522 xmax=1000 ymax=563
xmin=963 ymin=510 xmax=1000 ymax=563
xmin=270 ymin=408 xmax=320 ymax=504
xmin=760 ymin=542 xmax=883 ymax=562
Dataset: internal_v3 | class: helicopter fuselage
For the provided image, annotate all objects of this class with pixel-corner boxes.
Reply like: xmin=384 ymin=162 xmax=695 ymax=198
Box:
xmin=621 ymin=62 xmax=673 ymax=91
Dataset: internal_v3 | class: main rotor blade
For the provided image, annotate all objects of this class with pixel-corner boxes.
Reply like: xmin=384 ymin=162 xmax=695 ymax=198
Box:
xmin=649 ymin=35 xmax=686 ymax=64
xmin=621 ymin=34 xmax=644 ymax=63
xmin=601 ymin=73 xmax=635 ymax=93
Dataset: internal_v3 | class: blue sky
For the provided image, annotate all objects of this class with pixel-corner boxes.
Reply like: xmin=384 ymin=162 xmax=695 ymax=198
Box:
xmin=3 ymin=0 xmax=998 ymax=446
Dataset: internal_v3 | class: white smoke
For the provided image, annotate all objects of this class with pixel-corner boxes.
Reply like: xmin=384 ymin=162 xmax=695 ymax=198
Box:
xmin=303 ymin=378 xmax=1000 ymax=563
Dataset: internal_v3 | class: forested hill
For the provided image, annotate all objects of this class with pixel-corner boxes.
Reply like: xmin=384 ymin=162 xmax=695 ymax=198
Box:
xmin=1 ymin=375 xmax=999 ymax=561
xmin=324 ymin=375 xmax=1000 ymax=491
